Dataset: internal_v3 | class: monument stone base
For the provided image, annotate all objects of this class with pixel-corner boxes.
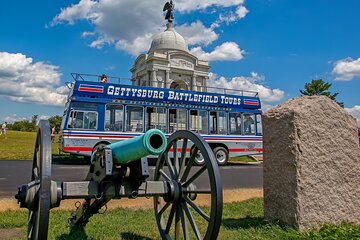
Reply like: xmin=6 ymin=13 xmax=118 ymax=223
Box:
xmin=263 ymin=95 xmax=360 ymax=230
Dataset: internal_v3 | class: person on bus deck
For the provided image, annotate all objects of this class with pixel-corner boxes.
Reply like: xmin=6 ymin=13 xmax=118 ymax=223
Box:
xmin=100 ymin=74 xmax=108 ymax=83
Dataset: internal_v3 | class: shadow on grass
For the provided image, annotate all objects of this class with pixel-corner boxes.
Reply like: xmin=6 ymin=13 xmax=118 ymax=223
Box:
xmin=121 ymin=232 xmax=153 ymax=240
xmin=222 ymin=216 xmax=267 ymax=229
xmin=56 ymin=226 xmax=88 ymax=240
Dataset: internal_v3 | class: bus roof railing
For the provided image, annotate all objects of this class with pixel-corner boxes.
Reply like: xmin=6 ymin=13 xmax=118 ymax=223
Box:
xmin=70 ymin=73 xmax=259 ymax=97
xmin=71 ymin=73 xmax=132 ymax=85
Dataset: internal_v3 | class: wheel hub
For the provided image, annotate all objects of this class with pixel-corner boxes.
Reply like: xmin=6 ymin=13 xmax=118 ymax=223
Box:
xmin=164 ymin=180 xmax=182 ymax=203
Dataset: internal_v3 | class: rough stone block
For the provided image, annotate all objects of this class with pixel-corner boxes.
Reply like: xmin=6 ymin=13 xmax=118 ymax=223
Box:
xmin=263 ymin=95 xmax=360 ymax=230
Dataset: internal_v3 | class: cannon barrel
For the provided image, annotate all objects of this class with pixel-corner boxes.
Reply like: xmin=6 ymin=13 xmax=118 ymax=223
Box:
xmin=97 ymin=129 xmax=167 ymax=165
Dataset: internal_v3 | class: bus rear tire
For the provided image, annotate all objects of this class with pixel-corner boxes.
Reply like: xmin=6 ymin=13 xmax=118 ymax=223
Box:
xmin=191 ymin=148 xmax=205 ymax=166
xmin=213 ymin=146 xmax=229 ymax=166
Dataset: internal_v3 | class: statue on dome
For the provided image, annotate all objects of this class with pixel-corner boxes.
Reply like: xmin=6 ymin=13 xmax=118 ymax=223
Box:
xmin=163 ymin=0 xmax=174 ymax=22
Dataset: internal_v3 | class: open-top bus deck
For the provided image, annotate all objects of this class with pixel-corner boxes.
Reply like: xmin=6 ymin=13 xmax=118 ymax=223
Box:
xmin=60 ymin=73 xmax=263 ymax=165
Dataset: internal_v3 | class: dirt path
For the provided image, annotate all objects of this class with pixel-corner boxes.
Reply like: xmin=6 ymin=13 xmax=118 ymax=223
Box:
xmin=0 ymin=188 xmax=263 ymax=212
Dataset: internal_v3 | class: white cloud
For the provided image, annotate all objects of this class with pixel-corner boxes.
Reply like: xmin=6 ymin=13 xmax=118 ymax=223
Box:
xmin=236 ymin=5 xmax=249 ymax=19
xmin=51 ymin=0 xmax=98 ymax=25
xmin=177 ymin=21 xmax=218 ymax=46
xmin=190 ymin=42 xmax=245 ymax=61
xmin=51 ymin=0 xmax=163 ymax=55
xmin=345 ymin=105 xmax=360 ymax=128
xmin=332 ymin=57 xmax=360 ymax=81
xmin=216 ymin=5 xmax=249 ymax=25
xmin=3 ymin=114 xmax=29 ymax=123
xmin=208 ymin=72 xmax=285 ymax=103
xmin=51 ymin=0 xmax=248 ymax=59
xmin=81 ymin=31 xmax=96 ymax=37
xmin=89 ymin=37 xmax=113 ymax=49
xmin=0 ymin=52 xmax=67 ymax=107
xmin=175 ymin=0 xmax=245 ymax=11
xmin=115 ymin=34 xmax=154 ymax=56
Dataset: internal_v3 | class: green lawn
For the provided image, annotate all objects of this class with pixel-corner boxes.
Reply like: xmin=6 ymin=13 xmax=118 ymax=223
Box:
xmin=0 ymin=131 xmax=36 ymax=160
xmin=229 ymin=155 xmax=258 ymax=163
xmin=1 ymin=198 xmax=359 ymax=239
xmin=0 ymin=130 xmax=85 ymax=162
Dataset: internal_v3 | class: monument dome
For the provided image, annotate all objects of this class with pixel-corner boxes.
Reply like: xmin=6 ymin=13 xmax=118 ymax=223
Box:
xmin=149 ymin=23 xmax=188 ymax=53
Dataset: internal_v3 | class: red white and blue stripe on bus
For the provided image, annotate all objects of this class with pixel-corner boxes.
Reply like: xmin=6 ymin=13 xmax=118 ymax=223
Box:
xmin=244 ymin=99 xmax=260 ymax=106
xmin=62 ymin=130 xmax=263 ymax=153
xmin=78 ymin=84 xmax=104 ymax=93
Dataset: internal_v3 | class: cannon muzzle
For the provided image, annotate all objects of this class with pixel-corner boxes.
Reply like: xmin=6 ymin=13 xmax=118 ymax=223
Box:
xmin=95 ymin=129 xmax=167 ymax=165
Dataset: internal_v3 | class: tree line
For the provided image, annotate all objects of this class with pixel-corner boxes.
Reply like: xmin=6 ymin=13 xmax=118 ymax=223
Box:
xmin=7 ymin=115 xmax=62 ymax=133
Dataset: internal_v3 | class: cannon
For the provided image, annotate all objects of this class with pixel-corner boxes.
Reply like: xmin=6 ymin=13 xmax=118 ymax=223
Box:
xmin=15 ymin=120 xmax=223 ymax=239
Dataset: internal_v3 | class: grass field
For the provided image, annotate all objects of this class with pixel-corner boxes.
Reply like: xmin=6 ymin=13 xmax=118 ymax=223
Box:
xmin=0 ymin=131 xmax=37 ymax=160
xmin=230 ymin=155 xmax=258 ymax=163
xmin=1 ymin=198 xmax=359 ymax=239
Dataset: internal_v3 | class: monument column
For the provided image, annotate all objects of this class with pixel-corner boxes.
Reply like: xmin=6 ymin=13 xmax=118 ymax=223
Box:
xmin=151 ymin=69 xmax=157 ymax=87
xmin=166 ymin=70 xmax=170 ymax=88
xmin=203 ymin=76 xmax=209 ymax=92
xmin=192 ymin=75 xmax=197 ymax=91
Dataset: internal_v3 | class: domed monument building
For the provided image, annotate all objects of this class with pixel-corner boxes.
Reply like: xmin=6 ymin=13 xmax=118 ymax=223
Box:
xmin=131 ymin=1 xmax=210 ymax=92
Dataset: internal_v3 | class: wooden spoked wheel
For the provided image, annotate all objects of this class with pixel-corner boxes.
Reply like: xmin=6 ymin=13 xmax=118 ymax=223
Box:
xmin=27 ymin=120 xmax=52 ymax=240
xmin=154 ymin=130 xmax=223 ymax=240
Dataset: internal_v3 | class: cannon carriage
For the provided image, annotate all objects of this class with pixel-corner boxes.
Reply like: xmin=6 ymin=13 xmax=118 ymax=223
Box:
xmin=15 ymin=120 xmax=223 ymax=239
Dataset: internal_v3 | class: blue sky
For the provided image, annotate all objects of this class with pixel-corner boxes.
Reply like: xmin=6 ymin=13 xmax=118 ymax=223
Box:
xmin=0 ymin=0 xmax=359 ymax=125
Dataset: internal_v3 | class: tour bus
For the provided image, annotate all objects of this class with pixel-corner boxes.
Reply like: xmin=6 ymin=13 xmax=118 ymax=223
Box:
xmin=60 ymin=73 xmax=263 ymax=165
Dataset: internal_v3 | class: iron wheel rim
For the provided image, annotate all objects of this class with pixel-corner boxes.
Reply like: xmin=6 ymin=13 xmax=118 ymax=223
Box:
xmin=154 ymin=130 xmax=223 ymax=240
xmin=28 ymin=120 xmax=52 ymax=240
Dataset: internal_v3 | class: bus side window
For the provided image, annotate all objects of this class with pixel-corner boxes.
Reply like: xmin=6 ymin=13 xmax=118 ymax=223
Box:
xmin=209 ymin=111 xmax=217 ymax=134
xmin=67 ymin=111 xmax=97 ymax=130
xmin=229 ymin=112 xmax=241 ymax=135
xmin=87 ymin=112 xmax=97 ymax=130
xmin=256 ymin=114 xmax=262 ymax=135
xmin=126 ymin=105 xmax=143 ymax=132
xmin=218 ymin=111 xmax=227 ymax=135
xmin=146 ymin=107 xmax=166 ymax=132
xmin=169 ymin=108 xmax=187 ymax=133
xmin=67 ymin=111 xmax=75 ymax=128
xmin=105 ymin=104 xmax=123 ymax=131
xmin=211 ymin=111 xmax=228 ymax=135
xmin=190 ymin=110 xmax=208 ymax=134
xmin=74 ymin=112 xmax=84 ymax=128
xmin=243 ymin=113 xmax=255 ymax=135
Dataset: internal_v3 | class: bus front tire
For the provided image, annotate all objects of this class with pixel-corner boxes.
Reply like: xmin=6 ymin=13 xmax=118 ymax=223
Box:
xmin=213 ymin=146 xmax=229 ymax=166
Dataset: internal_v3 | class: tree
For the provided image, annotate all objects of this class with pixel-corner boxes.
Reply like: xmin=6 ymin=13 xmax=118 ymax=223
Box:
xmin=31 ymin=115 xmax=38 ymax=131
xmin=300 ymin=79 xmax=344 ymax=107
xmin=48 ymin=115 xmax=62 ymax=133
xmin=10 ymin=120 xmax=34 ymax=132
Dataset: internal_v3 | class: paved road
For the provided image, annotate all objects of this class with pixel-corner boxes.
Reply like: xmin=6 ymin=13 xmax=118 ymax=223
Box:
xmin=0 ymin=160 xmax=263 ymax=197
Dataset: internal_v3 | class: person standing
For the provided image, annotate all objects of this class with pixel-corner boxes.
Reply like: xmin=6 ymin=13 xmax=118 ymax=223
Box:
xmin=1 ymin=122 xmax=7 ymax=138
xmin=51 ymin=127 xmax=56 ymax=143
